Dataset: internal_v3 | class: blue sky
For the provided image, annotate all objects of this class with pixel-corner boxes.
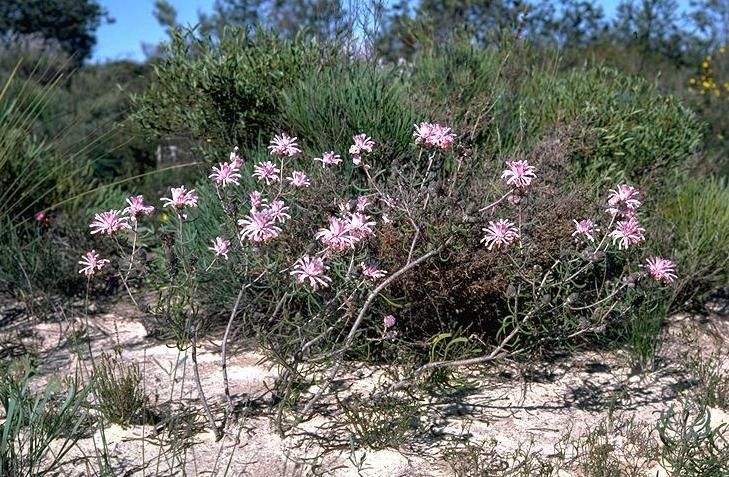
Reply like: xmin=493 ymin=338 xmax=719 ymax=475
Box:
xmin=91 ymin=0 xmax=692 ymax=63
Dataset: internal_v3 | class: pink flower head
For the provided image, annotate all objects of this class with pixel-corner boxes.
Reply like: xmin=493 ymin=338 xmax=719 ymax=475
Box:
xmin=229 ymin=147 xmax=242 ymax=168
xmin=572 ymin=219 xmax=597 ymax=242
xmin=607 ymin=184 xmax=641 ymax=216
xmin=290 ymin=255 xmax=332 ymax=290
xmin=249 ymin=191 xmax=266 ymax=211
xmin=356 ymin=196 xmax=372 ymax=212
xmin=501 ymin=160 xmax=537 ymax=189
xmin=78 ymin=250 xmax=110 ymax=277
xmin=252 ymin=161 xmax=281 ymax=185
xmin=413 ymin=122 xmax=456 ymax=149
xmin=161 ymin=186 xmax=199 ymax=209
xmin=481 ymin=219 xmax=519 ymax=250
xmin=89 ymin=210 xmax=131 ymax=235
xmin=644 ymin=256 xmax=677 ymax=285
xmin=383 ymin=314 xmax=396 ymax=329
xmin=315 ymin=216 xmax=356 ymax=251
xmin=35 ymin=211 xmax=47 ymax=223
xmin=209 ymin=237 xmax=231 ymax=260
xmin=238 ymin=211 xmax=282 ymax=243
xmin=286 ymin=171 xmax=311 ymax=188
xmin=349 ymin=133 xmax=375 ymax=156
xmin=361 ymin=261 xmax=387 ymax=280
xmin=314 ymin=151 xmax=342 ymax=167
xmin=124 ymin=195 xmax=155 ymax=220
xmin=264 ymin=199 xmax=291 ymax=224
xmin=609 ymin=216 xmax=645 ymax=250
xmin=346 ymin=212 xmax=376 ymax=240
xmin=209 ymin=161 xmax=241 ymax=187
xmin=268 ymin=133 xmax=301 ymax=157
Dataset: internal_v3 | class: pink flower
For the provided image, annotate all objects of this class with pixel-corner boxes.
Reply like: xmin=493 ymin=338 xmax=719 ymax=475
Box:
xmin=264 ymin=200 xmax=291 ymax=224
xmin=290 ymin=255 xmax=332 ymax=290
xmin=35 ymin=211 xmax=47 ymax=223
xmin=346 ymin=212 xmax=376 ymax=240
xmin=607 ymin=184 xmax=641 ymax=216
xmin=383 ymin=314 xmax=396 ymax=329
xmin=89 ymin=210 xmax=131 ymax=235
xmin=644 ymin=256 xmax=677 ymax=284
xmin=78 ymin=250 xmax=110 ymax=277
xmin=413 ymin=122 xmax=456 ymax=149
xmin=356 ymin=196 xmax=372 ymax=212
xmin=268 ymin=133 xmax=301 ymax=157
xmin=124 ymin=195 xmax=155 ymax=219
xmin=609 ymin=216 xmax=645 ymax=250
xmin=238 ymin=211 xmax=282 ymax=243
xmin=252 ymin=161 xmax=281 ymax=185
xmin=481 ymin=219 xmax=519 ymax=250
xmin=209 ymin=161 xmax=241 ymax=187
xmin=314 ymin=151 xmax=342 ymax=167
xmin=349 ymin=133 xmax=375 ymax=156
xmin=229 ymin=147 xmax=242 ymax=168
xmin=249 ymin=191 xmax=266 ymax=211
xmin=572 ymin=219 xmax=597 ymax=242
xmin=161 ymin=186 xmax=199 ymax=209
xmin=209 ymin=237 xmax=231 ymax=260
xmin=361 ymin=261 xmax=387 ymax=280
xmin=286 ymin=171 xmax=311 ymax=188
xmin=501 ymin=160 xmax=537 ymax=189
xmin=315 ymin=217 xmax=355 ymax=251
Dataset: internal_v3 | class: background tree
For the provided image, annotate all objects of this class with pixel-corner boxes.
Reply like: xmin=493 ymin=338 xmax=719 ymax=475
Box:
xmin=0 ymin=0 xmax=111 ymax=64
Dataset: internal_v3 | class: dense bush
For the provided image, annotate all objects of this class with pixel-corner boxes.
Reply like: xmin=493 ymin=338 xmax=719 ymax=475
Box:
xmin=132 ymin=27 xmax=333 ymax=162
xmin=409 ymin=42 xmax=704 ymax=189
xmin=281 ymin=61 xmax=417 ymax=166
xmin=652 ymin=175 xmax=729 ymax=308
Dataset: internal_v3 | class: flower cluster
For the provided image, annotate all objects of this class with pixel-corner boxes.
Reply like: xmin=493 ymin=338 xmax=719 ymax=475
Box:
xmin=314 ymin=151 xmax=342 ymax=168
xmin=161 ymin=186 xmax=199 ymax=210
xmin=481 ymin=219 xmax=519 ymax=250
xmin=78 ymin=250 xmax=110 ymax=277
xmin=501 ymin=160 xmax=536 ymax=190
xmin=412 ymin=122 xmax=457 ymax=150
xmin=349 ymin=133 xmax=375 ymax=167
xmin=89 ymin=210 xmax=131 ymax=235
xmin=605 ymin=184 xmax=645 ymax=250
xmin=268 ymin=133 xmax=301 ymax=158
xmin=644 ymin=256 xmax=677 ymax=284
xmin=290 ymin=255 xmax=332 ymax=290
xmin=210 ymin=161 xmax=242 ymax=187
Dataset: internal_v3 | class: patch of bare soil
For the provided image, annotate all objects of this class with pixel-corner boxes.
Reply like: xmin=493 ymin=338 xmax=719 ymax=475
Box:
xmin=1 ymin=297 xmax=727 ymax=476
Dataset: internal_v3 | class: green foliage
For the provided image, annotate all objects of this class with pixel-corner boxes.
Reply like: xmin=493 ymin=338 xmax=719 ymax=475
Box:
xmin=281 ymin=61 xmax=416 ymax=166
xmin=0 ymin=357 xmax=89 ymax=477
xmin=654 ymin=175 xmax=729 ymax=307
xmin=409 ymin=41 xmax=703 ymax=190
xmin=0 ymin=0 xmax=109 ymax=64
xmin=518 ymin=65 xmax=703 ymax=186
xmin=658 ymin=400 xmax=729 ymax=476
xmin=92 ymin=352 xmax=153 ymax=426
xmin=132 ymin=27 xmax=329 ymax=161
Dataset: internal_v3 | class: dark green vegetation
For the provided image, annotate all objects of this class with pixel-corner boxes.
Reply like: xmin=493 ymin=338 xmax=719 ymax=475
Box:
xmin=0 ymin=1 xmax=728 ymax=475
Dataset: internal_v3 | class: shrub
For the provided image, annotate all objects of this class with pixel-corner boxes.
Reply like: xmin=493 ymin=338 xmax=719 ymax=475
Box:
xmin=652 ymin=175 xmax=729 ymax=308
xmin=281 ymin=61 xmax=417 ymax=167
xmin=92 ymin=352 xmax=153 ymax=426
xmin=409 ymin=41 xmax=703 ymax=189
xmin=0 ymin=357 xmax=89 ymax=477
xmin=131 ymin=27 xmax=331 ymax=162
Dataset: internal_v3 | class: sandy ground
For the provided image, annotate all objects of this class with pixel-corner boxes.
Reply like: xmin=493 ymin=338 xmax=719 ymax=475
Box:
xmin=0 ymin=296 xmax=727 ymax=476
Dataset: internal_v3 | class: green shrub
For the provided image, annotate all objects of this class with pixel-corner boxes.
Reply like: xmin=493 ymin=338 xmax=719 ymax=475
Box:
xmin=281 ymin=61 xmax=417 ymax=166
xmin=132 ymin=27 xmax=331 ymax=162
xmin=0 ymin=357 xmax=89 ymax=477
xmin=409 ymin=41 xmax=703 ymax=190
xmin=653 ymin=175 xmax=729 ymax=308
